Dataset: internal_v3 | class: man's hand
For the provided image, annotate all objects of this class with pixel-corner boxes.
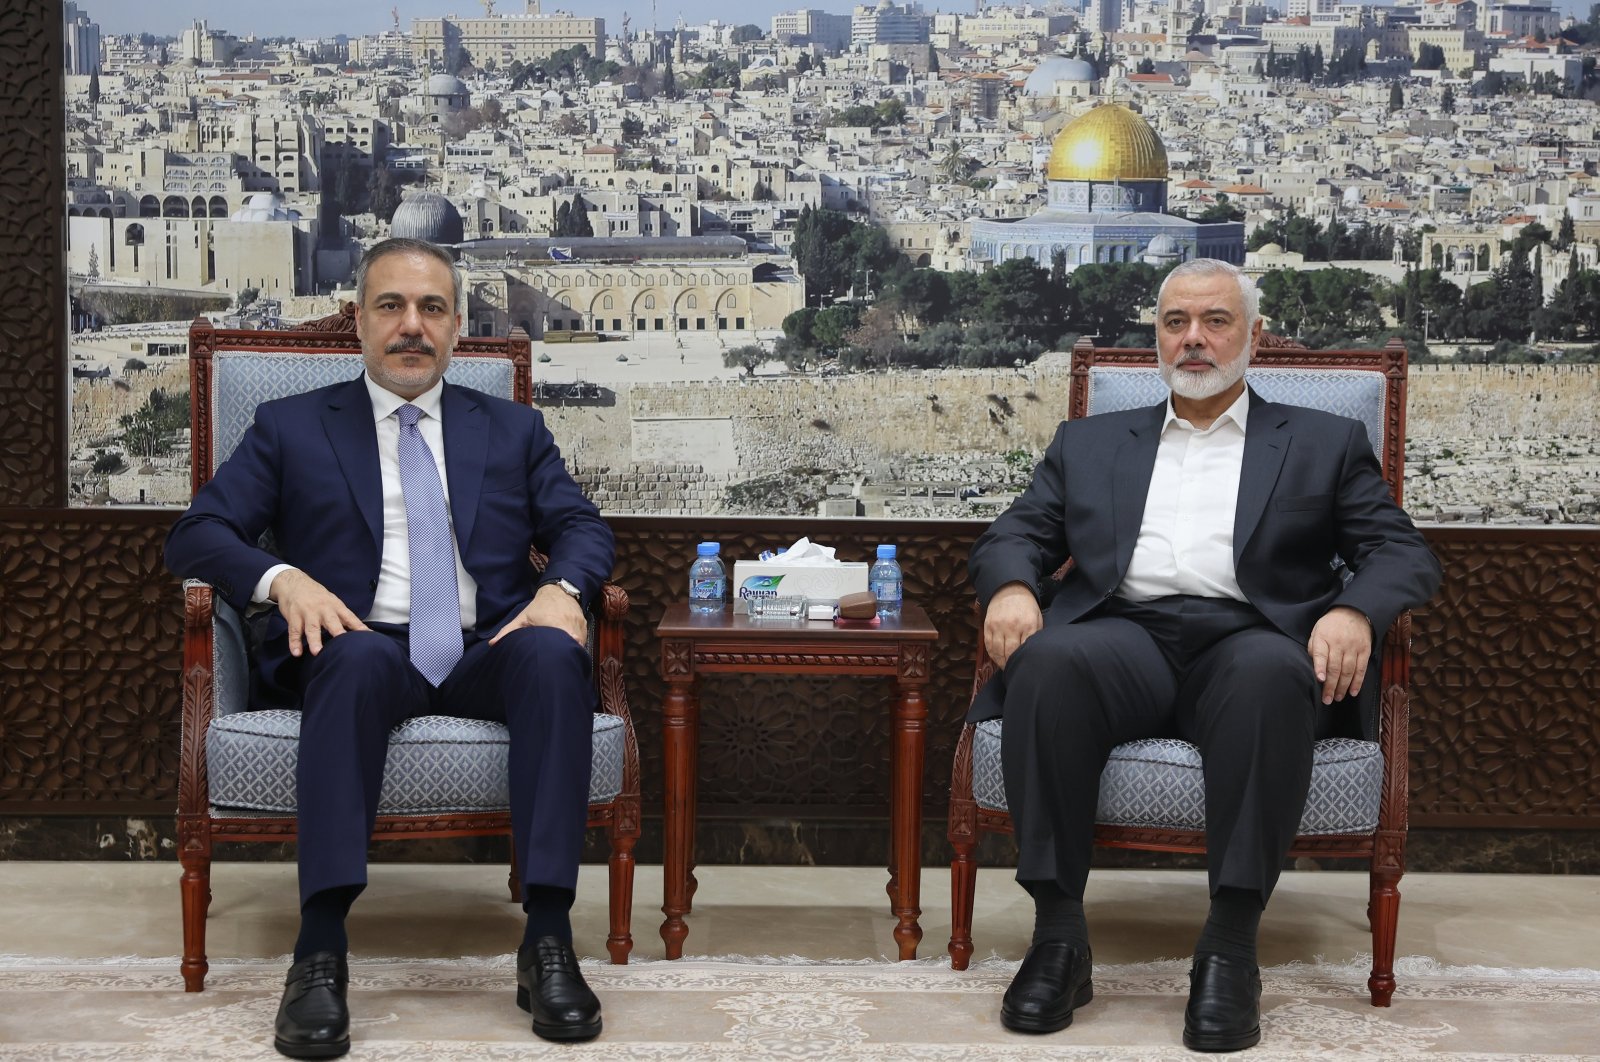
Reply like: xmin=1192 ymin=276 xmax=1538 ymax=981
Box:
xmin=1307 ymin=605 xmax=1374 ymax=706
xmin=271 ymin=569 xmax=369 ymax=658
xmin=984 ymin=582 xmax=1043 ymax=669
xmin=490 ymin=582 xmax=587 ymax=647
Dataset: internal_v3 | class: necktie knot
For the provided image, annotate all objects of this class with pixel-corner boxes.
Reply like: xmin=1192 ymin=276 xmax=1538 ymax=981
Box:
xmin=397 ymin=403 xmax=422 ymax=430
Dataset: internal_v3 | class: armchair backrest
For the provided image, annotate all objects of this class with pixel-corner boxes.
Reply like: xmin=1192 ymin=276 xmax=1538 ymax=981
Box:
xmin=1068 ymin=337 xmax=1409 ymax=503
xmin=187 ymin=316 xmax=531 ymax=491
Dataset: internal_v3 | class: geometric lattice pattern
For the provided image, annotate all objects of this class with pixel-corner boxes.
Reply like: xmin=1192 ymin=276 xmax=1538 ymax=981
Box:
xmin=972 ymin=720 xmax=1382 ymax=835
xmin=1085 ymin=366 xmax=1388 ymax=459
xmin=210 ymin=351 xmax=516 ymax=471
xmin=206 ymin=709 xmax=625 ymax=815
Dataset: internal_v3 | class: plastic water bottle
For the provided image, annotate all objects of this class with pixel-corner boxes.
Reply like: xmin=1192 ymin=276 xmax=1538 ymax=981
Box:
xmin=689 ymin=542 xmax=726 ymax=614
xmin=869 ymin=544 xmax=902 ymax=620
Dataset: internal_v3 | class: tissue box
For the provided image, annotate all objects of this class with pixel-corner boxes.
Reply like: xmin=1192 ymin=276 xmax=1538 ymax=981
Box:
xmin=733 ymin=560 xmax=869 ymax=606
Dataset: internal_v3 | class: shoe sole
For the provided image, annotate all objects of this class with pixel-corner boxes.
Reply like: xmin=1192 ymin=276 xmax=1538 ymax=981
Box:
xmin=1182 ymin=1025 xmax=1262 ymax=1052
xmin=516 ymin=984 xmax=603 ymax=1042
xmin=271 ymin=1035 xmax=350 ymax=1059
xmin=1000 ymin=980 xmax=1094 ymax=1034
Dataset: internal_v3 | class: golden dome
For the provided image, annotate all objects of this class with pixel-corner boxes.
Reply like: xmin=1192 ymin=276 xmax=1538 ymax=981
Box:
xmin=1046 ymin=104 xmax=1169 ymax=182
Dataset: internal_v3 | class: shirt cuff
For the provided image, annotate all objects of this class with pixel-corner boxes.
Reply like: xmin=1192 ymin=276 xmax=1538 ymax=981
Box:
xmin=253 ymin=564 xmax=297 ymax=604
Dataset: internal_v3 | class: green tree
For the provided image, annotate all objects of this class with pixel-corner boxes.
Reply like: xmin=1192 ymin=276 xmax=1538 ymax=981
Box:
xmin=722 ymin=343 xmax=767 ymax=376
xmin=1069 ymin=262 xmax=1159 ymax=341
xmin=1440 ymin=84 xmax=1455 ymax=113
xmin=1415 ymin=43 xmax=1445 ymax=70
xmin=1136 ymin=57 xmax=1155 ymax=75
xmin=978 ymin=258 xmax=1069 ymax=342
xmin=730 ymin=24 xmax=764 ymax=45
xmin=620 ymin=113 xmax=645 ymax=142
xmin=795 ymin=52 xmax=811 ymax=75
xmin=782 ymin=307 xmax=818 ymax=346
xmin=1556 ymin=209 xmax=1576 ymax=250
xmin=122 ymin=357 xmax=147 ymax=374
xmin=812 ymin=303 xmax=862 ymax=351
xmin=88 ymin=66 xmax=100 ymax=106
xmin=1389 ymin=80 xmax=1404 ymax=112
xmin=892 ymin=268 xmax=951 ymax=328
xmin=874 ymin=97 xmax=907 ymax=127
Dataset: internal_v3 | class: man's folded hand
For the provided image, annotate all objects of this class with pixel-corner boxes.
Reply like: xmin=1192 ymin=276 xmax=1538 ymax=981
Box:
xmin=985 ymin=582 xmax=1043 ymax=669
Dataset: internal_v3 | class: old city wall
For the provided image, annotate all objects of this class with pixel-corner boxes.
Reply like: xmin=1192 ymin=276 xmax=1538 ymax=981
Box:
xmin=1408 ymin=364 xmax=1599 ymax=438
xmin=540 ymin=363 xmax=1600 ymax=516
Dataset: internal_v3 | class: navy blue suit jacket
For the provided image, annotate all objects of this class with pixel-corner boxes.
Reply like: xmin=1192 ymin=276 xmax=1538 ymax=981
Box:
xmin=967 ymin=391 xmax=1441 ymax=731
xmin=165 ymin=375 xmax=616 ymax=691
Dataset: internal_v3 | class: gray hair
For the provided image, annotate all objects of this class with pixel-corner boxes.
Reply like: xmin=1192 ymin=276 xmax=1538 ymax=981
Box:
xmin=1157 ymin=258 xmax=1260 ymax=332
xmin=354 ymin=237 xmax=464 ymax=316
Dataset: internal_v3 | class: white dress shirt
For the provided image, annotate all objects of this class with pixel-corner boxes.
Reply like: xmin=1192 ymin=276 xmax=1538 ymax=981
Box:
xmin=1116 ymin=388 xmax=1250 ymax=603
xmin=252 ymin=375 xmax=479 ymax=628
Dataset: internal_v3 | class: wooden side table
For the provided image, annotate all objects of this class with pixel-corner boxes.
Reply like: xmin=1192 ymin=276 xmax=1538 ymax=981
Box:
xmin=656 ymin=602 xmax=940 ymax=960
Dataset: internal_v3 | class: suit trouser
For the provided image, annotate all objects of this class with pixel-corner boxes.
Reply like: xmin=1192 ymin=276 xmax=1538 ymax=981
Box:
xmin=288 ymin=623 xmax=595 ymax=908
xmin=1001 ymin=595 xmax=1336 ymax=903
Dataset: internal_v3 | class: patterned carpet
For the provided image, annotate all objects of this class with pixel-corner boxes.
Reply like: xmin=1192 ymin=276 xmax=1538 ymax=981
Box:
xmin=2 ymin=955 xmax=1598 ymax=1060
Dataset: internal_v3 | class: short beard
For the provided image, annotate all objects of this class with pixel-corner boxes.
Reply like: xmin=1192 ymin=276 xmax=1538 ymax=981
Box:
xmin=1160 ymin=338 xmax=1251 ymax=401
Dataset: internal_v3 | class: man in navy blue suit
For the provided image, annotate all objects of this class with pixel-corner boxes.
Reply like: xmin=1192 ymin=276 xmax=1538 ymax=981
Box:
xmin=969 ymin=260 xmax=1439 ymax=1052
xmin=166 ymin=238 xmax=615 ymax=1058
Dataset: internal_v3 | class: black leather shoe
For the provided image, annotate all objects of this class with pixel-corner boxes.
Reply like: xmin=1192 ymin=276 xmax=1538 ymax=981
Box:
xmin=516 ymin=937 xmax=602 ymax=1042
xmin=1000 ymin=941 xmax=1094 ymax=1034
xmin=273 ymin=952 xmax=349 ymax=1059
xmin=1183 ymin=953 xmax=1262 ymax=1052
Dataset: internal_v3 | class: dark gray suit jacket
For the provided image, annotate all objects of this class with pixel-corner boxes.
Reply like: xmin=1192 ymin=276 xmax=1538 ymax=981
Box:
xmin=967 ymin=390 xmax=1441 ymax=733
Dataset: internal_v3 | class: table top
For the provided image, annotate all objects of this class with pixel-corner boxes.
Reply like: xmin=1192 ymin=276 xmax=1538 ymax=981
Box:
xmin=657 ymin=601 xmax=938 ymax=641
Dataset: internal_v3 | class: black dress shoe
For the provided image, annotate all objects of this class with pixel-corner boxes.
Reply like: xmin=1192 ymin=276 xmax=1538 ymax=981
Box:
xmin=1000 ymin=941 xmax=1094 ymax=1034
xmin=516 ymin=936 xmax=602 ymax=1042
xmin=273 ymin=952 xmax=349 ymax=1059
xmin=1183 ymin=953 xmax=1262 ymax=1052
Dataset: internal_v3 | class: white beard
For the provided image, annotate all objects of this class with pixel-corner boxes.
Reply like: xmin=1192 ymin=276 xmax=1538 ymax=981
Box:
xmin=1160 ymin=339 xmax=1252 ymax=401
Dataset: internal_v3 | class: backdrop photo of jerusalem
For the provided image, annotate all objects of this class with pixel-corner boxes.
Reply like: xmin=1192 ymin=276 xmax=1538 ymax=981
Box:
xmin=63 ymin=0 xmax=1600 ymax=524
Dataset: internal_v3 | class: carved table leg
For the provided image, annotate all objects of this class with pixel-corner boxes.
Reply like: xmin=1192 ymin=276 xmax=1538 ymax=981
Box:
xmin=660 ymin=662 xmax=699 ymax=960
xmin=890 ymin=673 xmax=928 ymax=961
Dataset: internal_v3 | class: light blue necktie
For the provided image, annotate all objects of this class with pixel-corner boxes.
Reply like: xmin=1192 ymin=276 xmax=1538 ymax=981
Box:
xmin=396 ymin=403 xmax=462 ymax=686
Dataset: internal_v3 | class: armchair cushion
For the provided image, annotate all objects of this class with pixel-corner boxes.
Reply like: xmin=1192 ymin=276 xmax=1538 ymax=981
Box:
xmin=207 ymin=710 xmax=626 ymax=815
xmin=972 ymin=720 xmax=1381 ymax=836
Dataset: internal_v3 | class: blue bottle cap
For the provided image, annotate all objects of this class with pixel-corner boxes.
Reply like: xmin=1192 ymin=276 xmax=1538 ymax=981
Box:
xmin=698 ymin=542 xmax=721 ymax=555
xmin=876 ymin=544 xmax=897 ymax=559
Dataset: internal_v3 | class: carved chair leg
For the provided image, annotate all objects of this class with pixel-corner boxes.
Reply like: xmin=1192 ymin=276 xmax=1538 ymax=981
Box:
xmin=507 ymin=836 xmax=523 ymax=904
xmin=948 ymin=838 xmax=979 ymax=971
xmin=1367 ymin=866 xmax=1402 ymax=1007
xmin=179 ymin=821 xmax=213 ymax=992
xmin=605 ymin=824 xmax=637 ymax=965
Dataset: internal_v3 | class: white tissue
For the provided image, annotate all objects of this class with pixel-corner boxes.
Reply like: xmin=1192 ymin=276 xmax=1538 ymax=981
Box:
xmin=770 ymin=537 xmax=840 ymax=565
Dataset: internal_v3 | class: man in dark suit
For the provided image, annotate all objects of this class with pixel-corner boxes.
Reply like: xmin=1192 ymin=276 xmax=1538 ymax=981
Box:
xmin=968 ymin=259 xmax=1440 ymax=1052
xmin=166 ymin=238 xmax=615 ymax=1058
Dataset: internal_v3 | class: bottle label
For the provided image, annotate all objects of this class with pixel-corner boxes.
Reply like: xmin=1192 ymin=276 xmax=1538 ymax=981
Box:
xmin=690 ymin=579 xmax=723 ymax=600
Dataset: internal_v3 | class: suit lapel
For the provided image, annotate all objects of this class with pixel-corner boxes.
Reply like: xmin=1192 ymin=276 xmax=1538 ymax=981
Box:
xmin=1112 ymin=403 xmax=1165 ymax=579
xmin=1235 ymin=392 xmax=1290 ymax=563
xmin=441 ymin=383 xmax=487 ymax=554
xmin=322 ymin=377 xmax=383 ymax=550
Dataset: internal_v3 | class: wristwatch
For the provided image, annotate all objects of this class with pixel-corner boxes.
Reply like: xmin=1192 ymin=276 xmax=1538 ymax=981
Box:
xmin=548 ymin=578 xmax=583 ymax=604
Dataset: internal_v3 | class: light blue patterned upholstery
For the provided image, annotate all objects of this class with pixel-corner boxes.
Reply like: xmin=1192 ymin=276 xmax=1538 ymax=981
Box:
xmin=209 ymin=351 xmax=516 ymax=471
xmin=207 ymin=710 xmax=626 ymax=814
xmin=1084 ymin=366 xmax=1387 ymax=459
xmin=971 ymin=721 xmax=1381 ymax=835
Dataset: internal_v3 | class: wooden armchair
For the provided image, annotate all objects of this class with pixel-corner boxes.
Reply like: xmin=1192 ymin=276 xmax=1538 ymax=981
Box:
xmin=177 ymin=317 xmax=640 ymax=991
xmin=947 ymin=337 xmax=1416 ymax=1007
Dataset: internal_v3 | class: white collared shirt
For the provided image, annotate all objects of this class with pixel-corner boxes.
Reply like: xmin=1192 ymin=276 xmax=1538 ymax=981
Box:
xmin=1116 ymin=388 xmax=1250 ymax=603
xmin=252 ymin=375 xmax=478 ymax=628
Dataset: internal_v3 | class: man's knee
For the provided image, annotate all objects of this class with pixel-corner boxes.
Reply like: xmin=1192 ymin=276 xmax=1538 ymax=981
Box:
xmin=1215 ymin=634 xmax=1315 ymax=690
xmin=1007 ymin=626 xmax=1099 ymax=687
xmin=302 ymin=630 xmax=407 ymax=682
xmin=492 ymin=625 xmax=589 ymax=679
